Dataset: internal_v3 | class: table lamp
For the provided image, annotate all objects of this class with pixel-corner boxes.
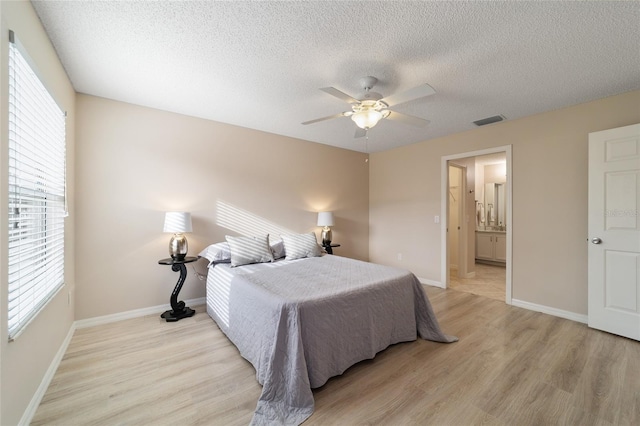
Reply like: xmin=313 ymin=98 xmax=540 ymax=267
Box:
xmin=317 ymin=211 xmax=334 ymax=245
xmin=163 ymin=211 xmax=192 ymax=260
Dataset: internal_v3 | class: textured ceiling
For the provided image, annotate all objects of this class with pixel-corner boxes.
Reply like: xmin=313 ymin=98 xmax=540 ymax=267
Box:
xmin=32 ymin=1 xmax=640 ymax=153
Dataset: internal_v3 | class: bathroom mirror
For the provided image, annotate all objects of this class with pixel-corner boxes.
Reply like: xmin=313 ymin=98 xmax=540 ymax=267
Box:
xmin=484 ymin=183 xmax=506 ymax=228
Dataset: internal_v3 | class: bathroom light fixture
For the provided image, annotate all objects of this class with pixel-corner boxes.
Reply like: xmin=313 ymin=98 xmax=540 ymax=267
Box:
xmin=163 ymin=211 xmax=192 ymax=260
xmin=317 ymin=211 xmax=334 ymax=245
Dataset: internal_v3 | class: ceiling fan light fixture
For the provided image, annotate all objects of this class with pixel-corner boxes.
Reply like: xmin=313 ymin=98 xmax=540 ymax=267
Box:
xmin=303 ymin=76 xmax=434 ymax=136
xmin=351 ymin=109 xmax=383 ymax=130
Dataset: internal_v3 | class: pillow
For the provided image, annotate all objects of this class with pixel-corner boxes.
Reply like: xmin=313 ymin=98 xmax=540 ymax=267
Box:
xmin=270 ymin=239 xmax=286 ymax=260
xmin=198 ymin=242 xmax=232 ymax=265
xmin=226 ymin=234 xmax=274 ymax=267
xmin=281 ymin=232 xmax=323 ymax=261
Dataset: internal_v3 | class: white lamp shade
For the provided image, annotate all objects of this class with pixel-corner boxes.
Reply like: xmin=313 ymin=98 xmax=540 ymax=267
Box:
xmin=163 ymin=212 xmax=192 ymax=233
xmin=317 ymin=211 xmax=334 ymax=227
xmin=351 ymin=109 xmax=383 ymax=130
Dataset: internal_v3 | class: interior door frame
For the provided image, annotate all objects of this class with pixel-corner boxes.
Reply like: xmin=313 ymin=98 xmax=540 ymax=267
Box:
xmin=441 ymin=145 xmax=513 ymax=305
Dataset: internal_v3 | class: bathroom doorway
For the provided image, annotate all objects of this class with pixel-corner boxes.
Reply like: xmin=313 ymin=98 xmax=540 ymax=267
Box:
xmin=441 ymin=146 xmax=512 ymax=304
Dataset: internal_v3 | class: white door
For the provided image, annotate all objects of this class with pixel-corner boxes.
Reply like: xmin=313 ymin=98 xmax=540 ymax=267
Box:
xmin=588 ymin=123 xmax=640 ymax=341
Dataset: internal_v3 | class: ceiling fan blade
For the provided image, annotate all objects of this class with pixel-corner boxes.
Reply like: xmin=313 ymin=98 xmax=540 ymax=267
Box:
xmin=320 ymin=87 xmax=360 ymax=104
xmin=380 ymin=83 xmax=436 ymax=107
xmin=354 ymin=127 xmax=367 ymax=138
xmin=386 ymin=111 xmax=430 ymax=127
xmin=302 ymin=112 xmax=347 ymax=125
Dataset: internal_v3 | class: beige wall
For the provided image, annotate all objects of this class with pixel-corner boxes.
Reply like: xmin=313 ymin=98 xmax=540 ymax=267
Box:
xmin=370 ymin=90 xmax=640 ymax=316
xmin=75 ymin=94 xmax=369 ymax=320
xmin=484 ymin=163 xmax=507 ymax=184
xmin=0 ymin=1 xmax=76 ymax=424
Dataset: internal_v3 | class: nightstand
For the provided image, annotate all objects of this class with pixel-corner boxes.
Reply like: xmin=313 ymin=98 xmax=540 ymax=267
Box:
xmin=158 ymin=256 xmax=198 ymax=322
xmin=323 ymin=243 xmax=340 ymax=255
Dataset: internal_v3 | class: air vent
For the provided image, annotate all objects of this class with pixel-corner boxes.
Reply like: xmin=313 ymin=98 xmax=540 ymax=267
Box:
xmin=473 ymin=115 xmax=506 ymax=127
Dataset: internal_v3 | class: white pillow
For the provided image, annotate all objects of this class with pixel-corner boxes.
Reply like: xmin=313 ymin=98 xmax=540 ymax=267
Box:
xmin=281 ymin=233 xmax=323 ymax=260
xmin=226 ymin=234 xmax=275 ymax=267
xmin=198 ymin=242 xmax=232 ymax=265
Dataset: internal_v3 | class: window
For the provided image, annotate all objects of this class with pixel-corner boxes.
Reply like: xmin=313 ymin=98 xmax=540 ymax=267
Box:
xmin=7 ymin=30 xmax=67 ymax=340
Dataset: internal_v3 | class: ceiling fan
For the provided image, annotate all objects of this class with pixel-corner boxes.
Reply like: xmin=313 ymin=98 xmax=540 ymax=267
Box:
xmin=302 ymin=76 xmax=436 ymax=138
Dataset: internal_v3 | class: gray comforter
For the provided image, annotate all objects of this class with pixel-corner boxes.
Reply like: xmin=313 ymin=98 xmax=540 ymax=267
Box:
xmin=206 ymin=255 xmax=457 ymax=425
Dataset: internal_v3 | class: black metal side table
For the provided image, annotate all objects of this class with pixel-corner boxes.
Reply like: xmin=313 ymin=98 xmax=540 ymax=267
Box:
xmin=323 ymin=243 xmax=340 ymax=255
xmin=158 ymin=256 xmax=199 ymax=322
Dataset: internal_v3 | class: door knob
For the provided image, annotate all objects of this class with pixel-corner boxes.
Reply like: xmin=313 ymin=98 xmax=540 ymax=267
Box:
xmin=591 ymin=237 xmax=602 ymax=244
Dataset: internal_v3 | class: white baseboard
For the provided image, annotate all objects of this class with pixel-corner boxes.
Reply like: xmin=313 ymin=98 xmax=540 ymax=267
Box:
xmin=511 ymin=299 xmax=588 ymax=324
xmin=19 ymin=322 xmax=76 ymax=426
xmin=21 ymin=296 xmax=207 ymax=425
xmin=418 ymin=277 xmax=444 ymax=288
xmin=417 ymin=280 xmax=586 ymax=324
xmin=75 ymin=297 xmax=206 ymax=329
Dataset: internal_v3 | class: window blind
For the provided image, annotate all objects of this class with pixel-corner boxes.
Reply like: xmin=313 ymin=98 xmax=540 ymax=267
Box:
xmin=7 ymin=30 xmax=66 ymax=340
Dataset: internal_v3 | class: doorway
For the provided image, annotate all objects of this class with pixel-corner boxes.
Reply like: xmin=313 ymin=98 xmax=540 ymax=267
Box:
xmin=441 ymin=146 xmax=513 ymax=304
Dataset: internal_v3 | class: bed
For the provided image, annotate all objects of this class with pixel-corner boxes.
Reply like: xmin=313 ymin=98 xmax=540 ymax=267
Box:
xmin=202 ymin=235 xmax=456 ymax=425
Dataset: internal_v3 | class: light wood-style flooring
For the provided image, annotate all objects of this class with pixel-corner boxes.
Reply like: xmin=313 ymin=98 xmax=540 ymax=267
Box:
xmin=32 ymin=287 xmax=640 ymax=425
xmin=449 ymin=263 xmax=506 ymax=302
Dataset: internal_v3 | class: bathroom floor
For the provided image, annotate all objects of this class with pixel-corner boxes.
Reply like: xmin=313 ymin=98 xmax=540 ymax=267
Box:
xmin=449 ymin=263 xmax=506 ymax=302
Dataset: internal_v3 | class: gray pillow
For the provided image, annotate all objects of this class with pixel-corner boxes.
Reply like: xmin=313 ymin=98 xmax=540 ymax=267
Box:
xmin=281 ymin=233 xmax=323 ymax=260
xmin=226 ymin=234 xmax=275 ymax=267
xmin=270 ymin=239 xmax=286 ymax=260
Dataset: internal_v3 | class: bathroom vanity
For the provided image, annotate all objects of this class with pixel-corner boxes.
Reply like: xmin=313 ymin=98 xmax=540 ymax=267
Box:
xmin=476 ymin=230 xmax=506 ymax=264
